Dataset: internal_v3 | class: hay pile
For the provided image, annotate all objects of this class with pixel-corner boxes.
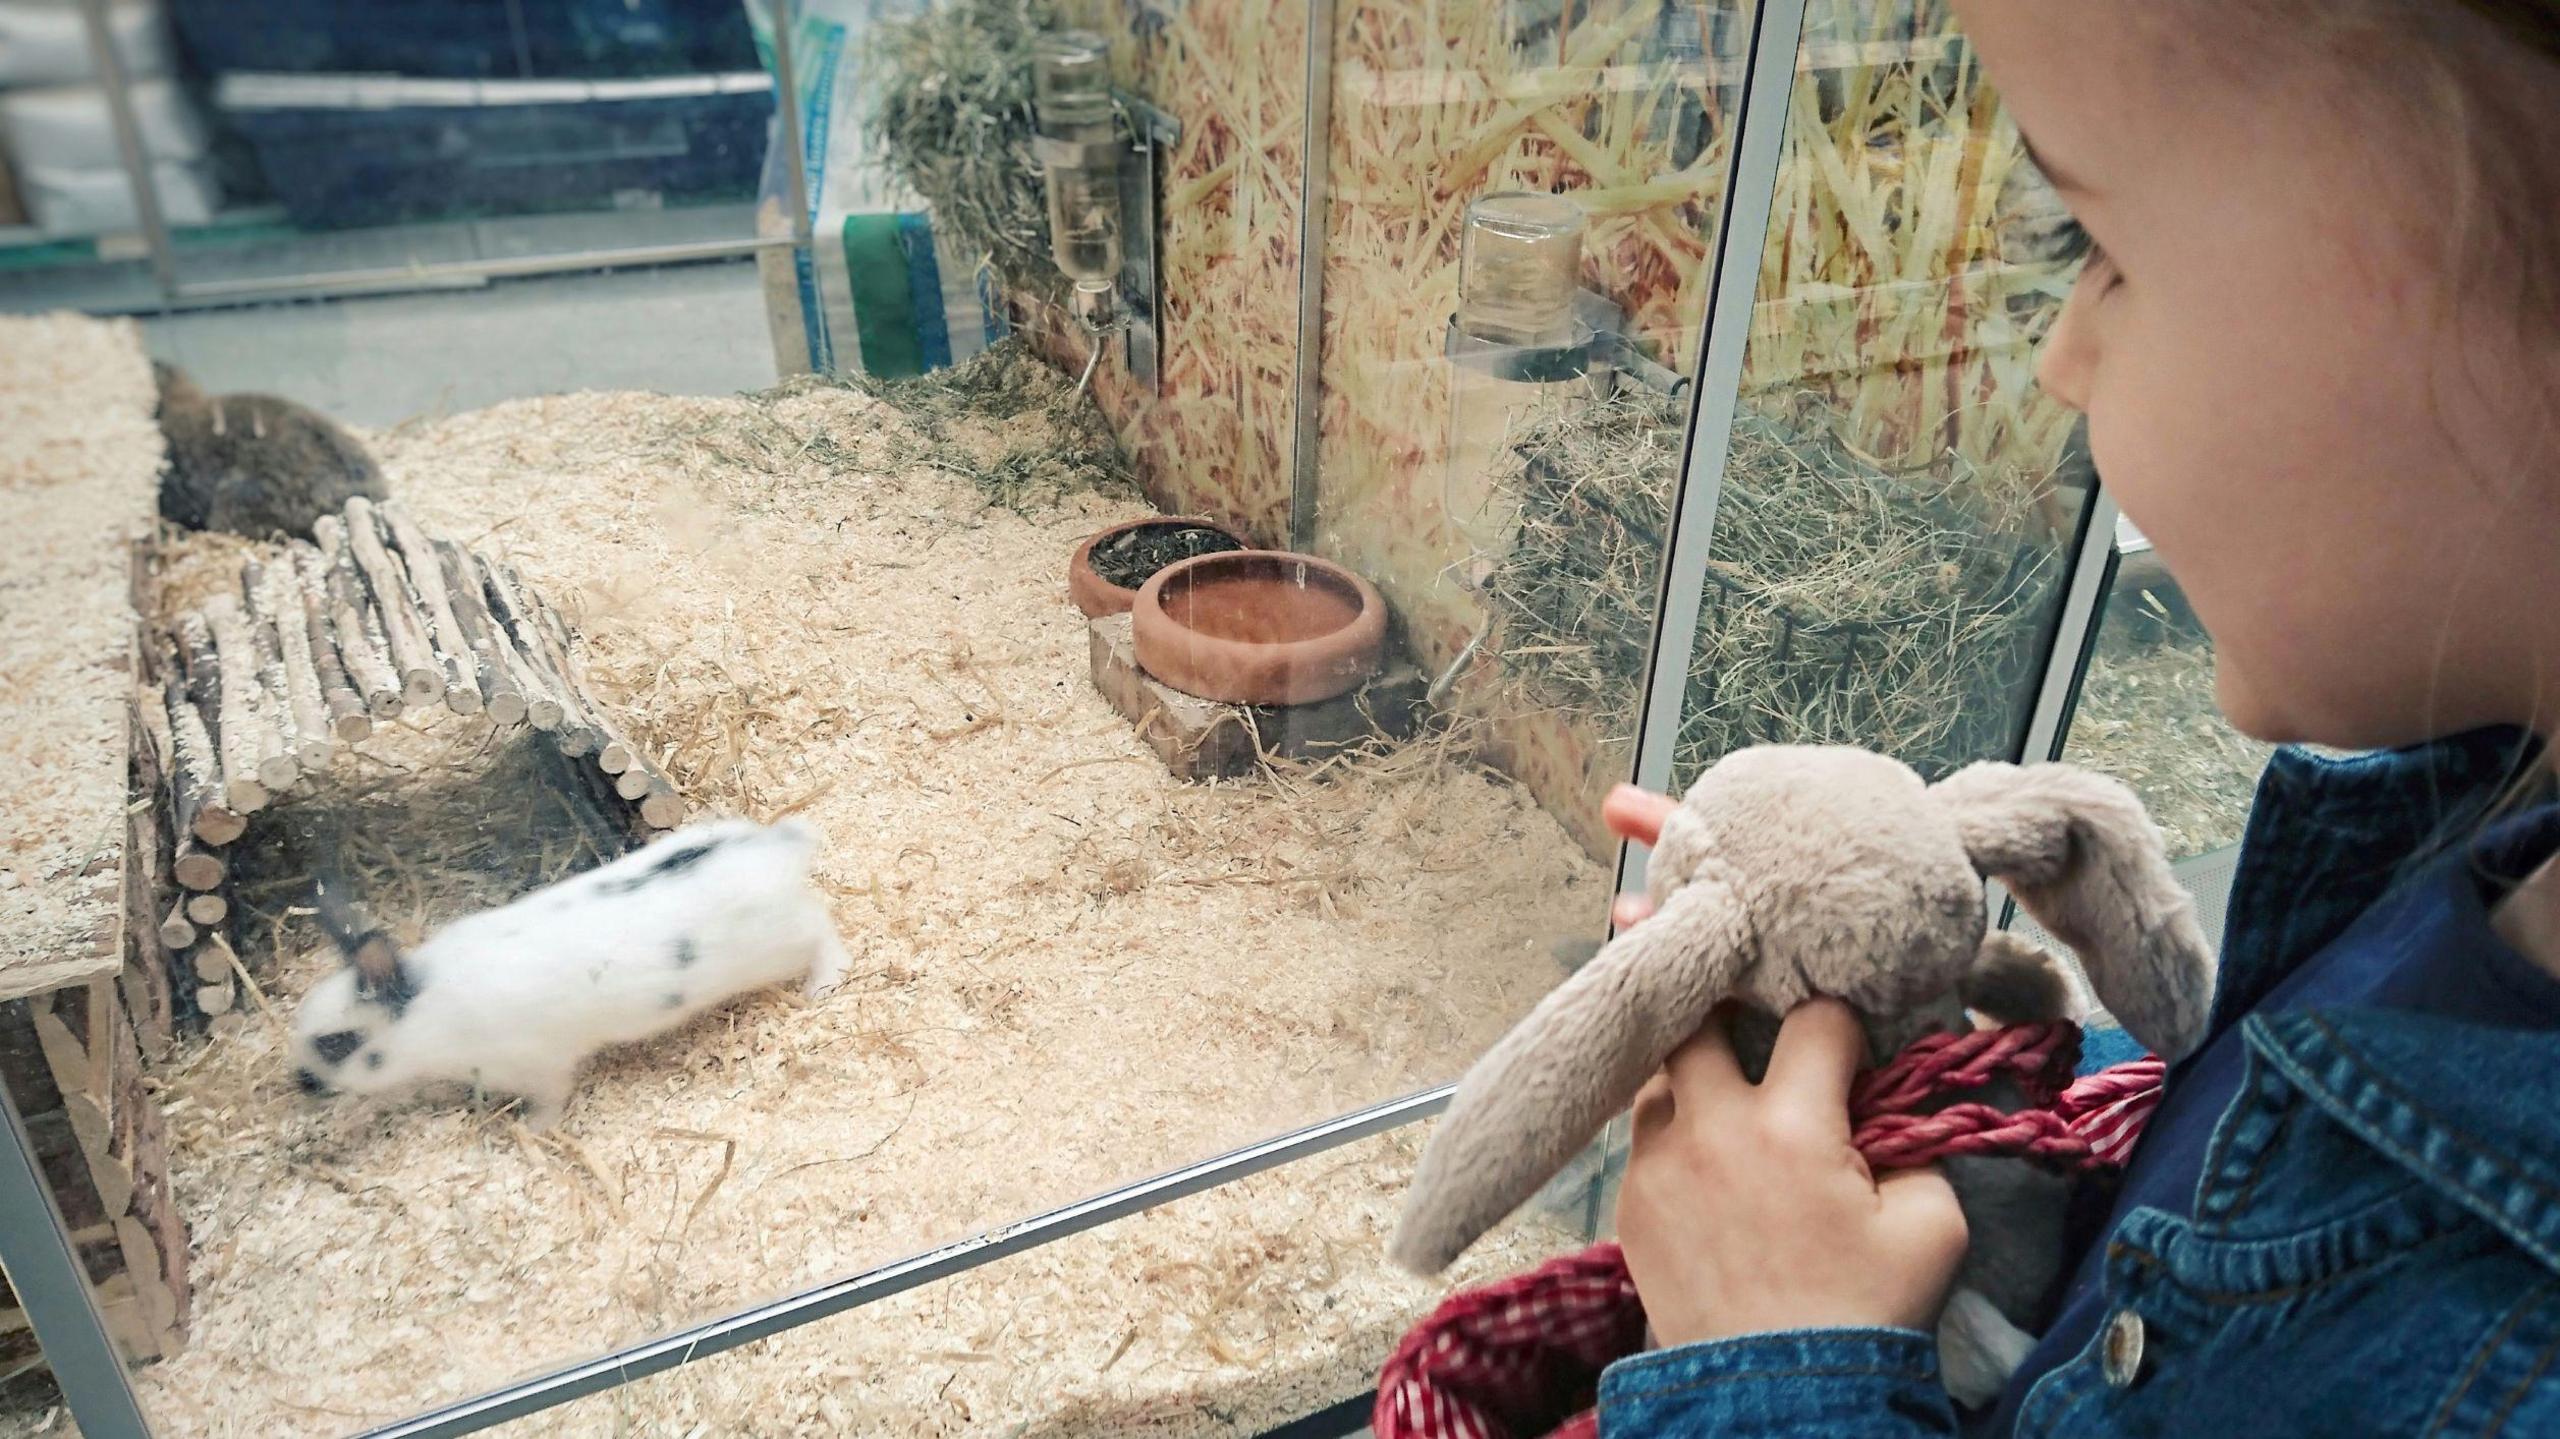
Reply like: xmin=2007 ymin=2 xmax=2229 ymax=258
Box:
xmin=866 ymin=0 xmax=1063 ymax=303
xmin=1489 ymin=388 xmax=2059 ymax=787
xmin=840 ymin=337 xmax=1137 ymax=513
xmin=0 ymin=347 xmax=1605 ymax=1437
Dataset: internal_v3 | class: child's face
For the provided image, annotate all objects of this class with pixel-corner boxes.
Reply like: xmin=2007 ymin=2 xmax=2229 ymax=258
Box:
xmin=1957 ymin=2 xmax=2559 ymax=749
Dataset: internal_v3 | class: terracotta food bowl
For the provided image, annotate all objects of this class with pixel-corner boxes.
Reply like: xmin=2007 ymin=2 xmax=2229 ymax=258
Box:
xmin=1132 ymin=550 xmax=1388 ymax=706
xmin=1068 ymin=516 xmax=1249 ymax=618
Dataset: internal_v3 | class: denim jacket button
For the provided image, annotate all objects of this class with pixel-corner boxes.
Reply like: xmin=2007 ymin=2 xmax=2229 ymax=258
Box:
xmin=2102 ymin=1309 xmax=2148 ymax=1388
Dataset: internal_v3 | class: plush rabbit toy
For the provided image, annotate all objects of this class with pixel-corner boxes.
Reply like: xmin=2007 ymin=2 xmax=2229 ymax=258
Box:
xmin=1389 ymin=745 xmax=2217 ymax=1403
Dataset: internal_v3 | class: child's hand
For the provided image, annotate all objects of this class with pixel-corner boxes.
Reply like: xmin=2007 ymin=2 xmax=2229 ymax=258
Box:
xmin=1600 ymin=783 xmax=1970 ymax=1346
xmin=1617 ymin=1000 xmax=1971 ymax=1346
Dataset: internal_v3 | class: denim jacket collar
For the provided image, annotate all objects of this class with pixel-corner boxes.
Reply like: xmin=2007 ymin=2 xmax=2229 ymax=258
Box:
xmin=2209 ymin=724 xmax=2543 ymax=1034
xmin=2210 ymin=723 xmax=2560 ymax=1277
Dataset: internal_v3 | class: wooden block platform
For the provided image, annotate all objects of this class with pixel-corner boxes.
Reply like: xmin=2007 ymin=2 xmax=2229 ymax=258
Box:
xmin=0 ymin=313 xmax=189 ymax=1366
xmin=1088 ymin=614 xmax=1428 ymax=780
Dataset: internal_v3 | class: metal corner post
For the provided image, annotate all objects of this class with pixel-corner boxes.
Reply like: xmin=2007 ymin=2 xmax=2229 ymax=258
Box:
xmin=1990 ymin=480 xmax=2120 ymax=931
xmin=75 ymin=0 xmax=179 ymax=299
xmin=1286 ymin=0 xmax=1338 ymax=551
xmin=2012 ymin=483 xmax=2120 ymax=766
xmin=767 ymin=0 xmax=816 ymax=251
xmin=1615 ymin=0 xmax=1810 ymax=898
xmin=0 ymin=1077 xmax=153 ymax=1438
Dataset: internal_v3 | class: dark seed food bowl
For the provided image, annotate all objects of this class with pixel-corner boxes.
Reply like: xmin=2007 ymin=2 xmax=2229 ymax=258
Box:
xmin=1068 ymin=515 xmax=1250 ymax=618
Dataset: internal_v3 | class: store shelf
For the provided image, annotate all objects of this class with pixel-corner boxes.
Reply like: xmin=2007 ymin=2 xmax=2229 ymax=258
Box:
xmin=0 ymin=198 xmax=763 ymax=314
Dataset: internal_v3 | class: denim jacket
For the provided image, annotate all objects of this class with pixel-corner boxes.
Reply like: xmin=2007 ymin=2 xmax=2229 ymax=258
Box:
xmin=1596 ymin=729 xmax=2560 ymax=1437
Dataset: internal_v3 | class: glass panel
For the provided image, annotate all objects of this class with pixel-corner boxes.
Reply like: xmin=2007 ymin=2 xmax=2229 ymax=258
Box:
xmin=1661 ymin=0 xmax=2089 ymax=789
xmin=1313 ymin=0 xmax=1757 ymax=862
xmin=4 ymin=1 xmax=1783 ymax=1434
xmin=477 ymin=1130 xmax=1576 ymax=1436
xmin=2063 ymin=521 xmax=2272 ymax=863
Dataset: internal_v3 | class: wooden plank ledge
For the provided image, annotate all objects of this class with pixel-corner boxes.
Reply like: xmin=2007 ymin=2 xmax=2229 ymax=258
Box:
xmin=0 ymin=315 xmax=160 ymax=1004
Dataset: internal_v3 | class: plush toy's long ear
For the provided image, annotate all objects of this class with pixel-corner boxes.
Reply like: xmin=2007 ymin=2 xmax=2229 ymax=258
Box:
xmin=1390 ymin=875 xmax=1752 ymax=1275
xmin=1931 ymin=762 xmax=2214 ymax=1061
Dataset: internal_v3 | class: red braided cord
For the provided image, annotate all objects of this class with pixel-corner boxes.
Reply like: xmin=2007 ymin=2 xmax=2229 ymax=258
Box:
xmin=1846 ymin=1019 xmax=2135 ymax=1172
xmin=1375 ymin=1025 xmax=2170 ymax=1439
xmin=2056 ymin=1055 xmax=2171 ymax=1119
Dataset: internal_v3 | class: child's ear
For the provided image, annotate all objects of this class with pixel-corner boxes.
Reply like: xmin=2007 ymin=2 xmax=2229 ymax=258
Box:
xmin=1931 ymin=761 xmax=2216 ymax=1061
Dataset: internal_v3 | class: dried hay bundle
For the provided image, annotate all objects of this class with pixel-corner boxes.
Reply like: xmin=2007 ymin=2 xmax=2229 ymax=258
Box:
xmin=824 ymin=339 xmax=1139 ymax=512
xmin=1489 ymin=387 xmax=2059 ymax=786
xmin=1746 ymin=2 xmax=2082 ymax=490
xmin=867 ymin=0 xmax=1065 ymax=302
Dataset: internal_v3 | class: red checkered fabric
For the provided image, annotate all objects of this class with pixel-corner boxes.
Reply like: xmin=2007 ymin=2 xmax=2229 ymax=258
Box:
xmin=1374 ymin=1242 xmax=1642 ymax=1439
xmin=2055 ymin=1055 xmax=2168 ymax=1167
xmin=1374 ymin=1023 xmax=2168 ymax=1439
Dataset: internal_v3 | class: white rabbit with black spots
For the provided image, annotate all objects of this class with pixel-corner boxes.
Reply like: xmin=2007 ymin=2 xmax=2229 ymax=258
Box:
xmin=288 ymin=818 xmax=849 ymax=1129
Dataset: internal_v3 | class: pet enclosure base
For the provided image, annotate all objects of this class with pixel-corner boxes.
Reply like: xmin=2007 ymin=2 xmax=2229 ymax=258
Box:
xmin=0 ymin=313 xmax=193 ymax=1371
xmin=1087 ymin=613 xmax=1427 ymax=780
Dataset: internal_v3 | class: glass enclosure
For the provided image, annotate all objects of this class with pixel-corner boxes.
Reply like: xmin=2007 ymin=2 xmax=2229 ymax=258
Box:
xmin=0 ymin=2 xmax=2199 ymax=1435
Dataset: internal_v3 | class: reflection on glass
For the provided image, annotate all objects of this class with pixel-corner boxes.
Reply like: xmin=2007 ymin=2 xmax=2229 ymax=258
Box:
xmin=2064 ymin=523 xmax=2272 ymax=861
xmin=1664 ymin=0 xmax=2089 ymax=789
xmin=1314 ymin=0 xmax=1757 ymax=856
xmin=1532 ymin=0 xmax=2099 ymax=1243
xmin=1309 ymin=0 xmax=1758 ymax=1255
xmin=0 ymin=0 xmax=772 ymax=306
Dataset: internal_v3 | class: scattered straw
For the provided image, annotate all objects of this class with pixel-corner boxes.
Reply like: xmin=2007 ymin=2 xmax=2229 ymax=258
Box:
xmin=2065 ymin=634 xmax=2271 ymax=860
xmin=835 ymin=339 xmax=1138 ymax=512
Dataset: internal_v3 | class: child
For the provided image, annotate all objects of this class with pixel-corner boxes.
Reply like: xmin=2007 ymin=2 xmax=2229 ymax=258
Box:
xmin=1595 ymin=4 xmax=2560 ymax=1433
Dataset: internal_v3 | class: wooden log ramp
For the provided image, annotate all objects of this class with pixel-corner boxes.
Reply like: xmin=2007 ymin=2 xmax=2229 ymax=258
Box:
xmin=147 ymin=498 xmax=686 ymax=893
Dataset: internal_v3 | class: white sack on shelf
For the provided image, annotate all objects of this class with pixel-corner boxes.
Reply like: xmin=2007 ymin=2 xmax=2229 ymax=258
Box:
xmin=749 ymin=0 xmax=1002 ymax=379
xmin=19 ymin=154 xmax=212 ymax=235
xmin=0 ymin=77 xmax=208 ymax=171
xmin=0 ymin=1 xmax=172 ymax=89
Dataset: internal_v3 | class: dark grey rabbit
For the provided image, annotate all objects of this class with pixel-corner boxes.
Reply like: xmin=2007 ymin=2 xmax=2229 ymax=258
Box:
xmin=153 ymin=360 xmax=387 ymax=541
